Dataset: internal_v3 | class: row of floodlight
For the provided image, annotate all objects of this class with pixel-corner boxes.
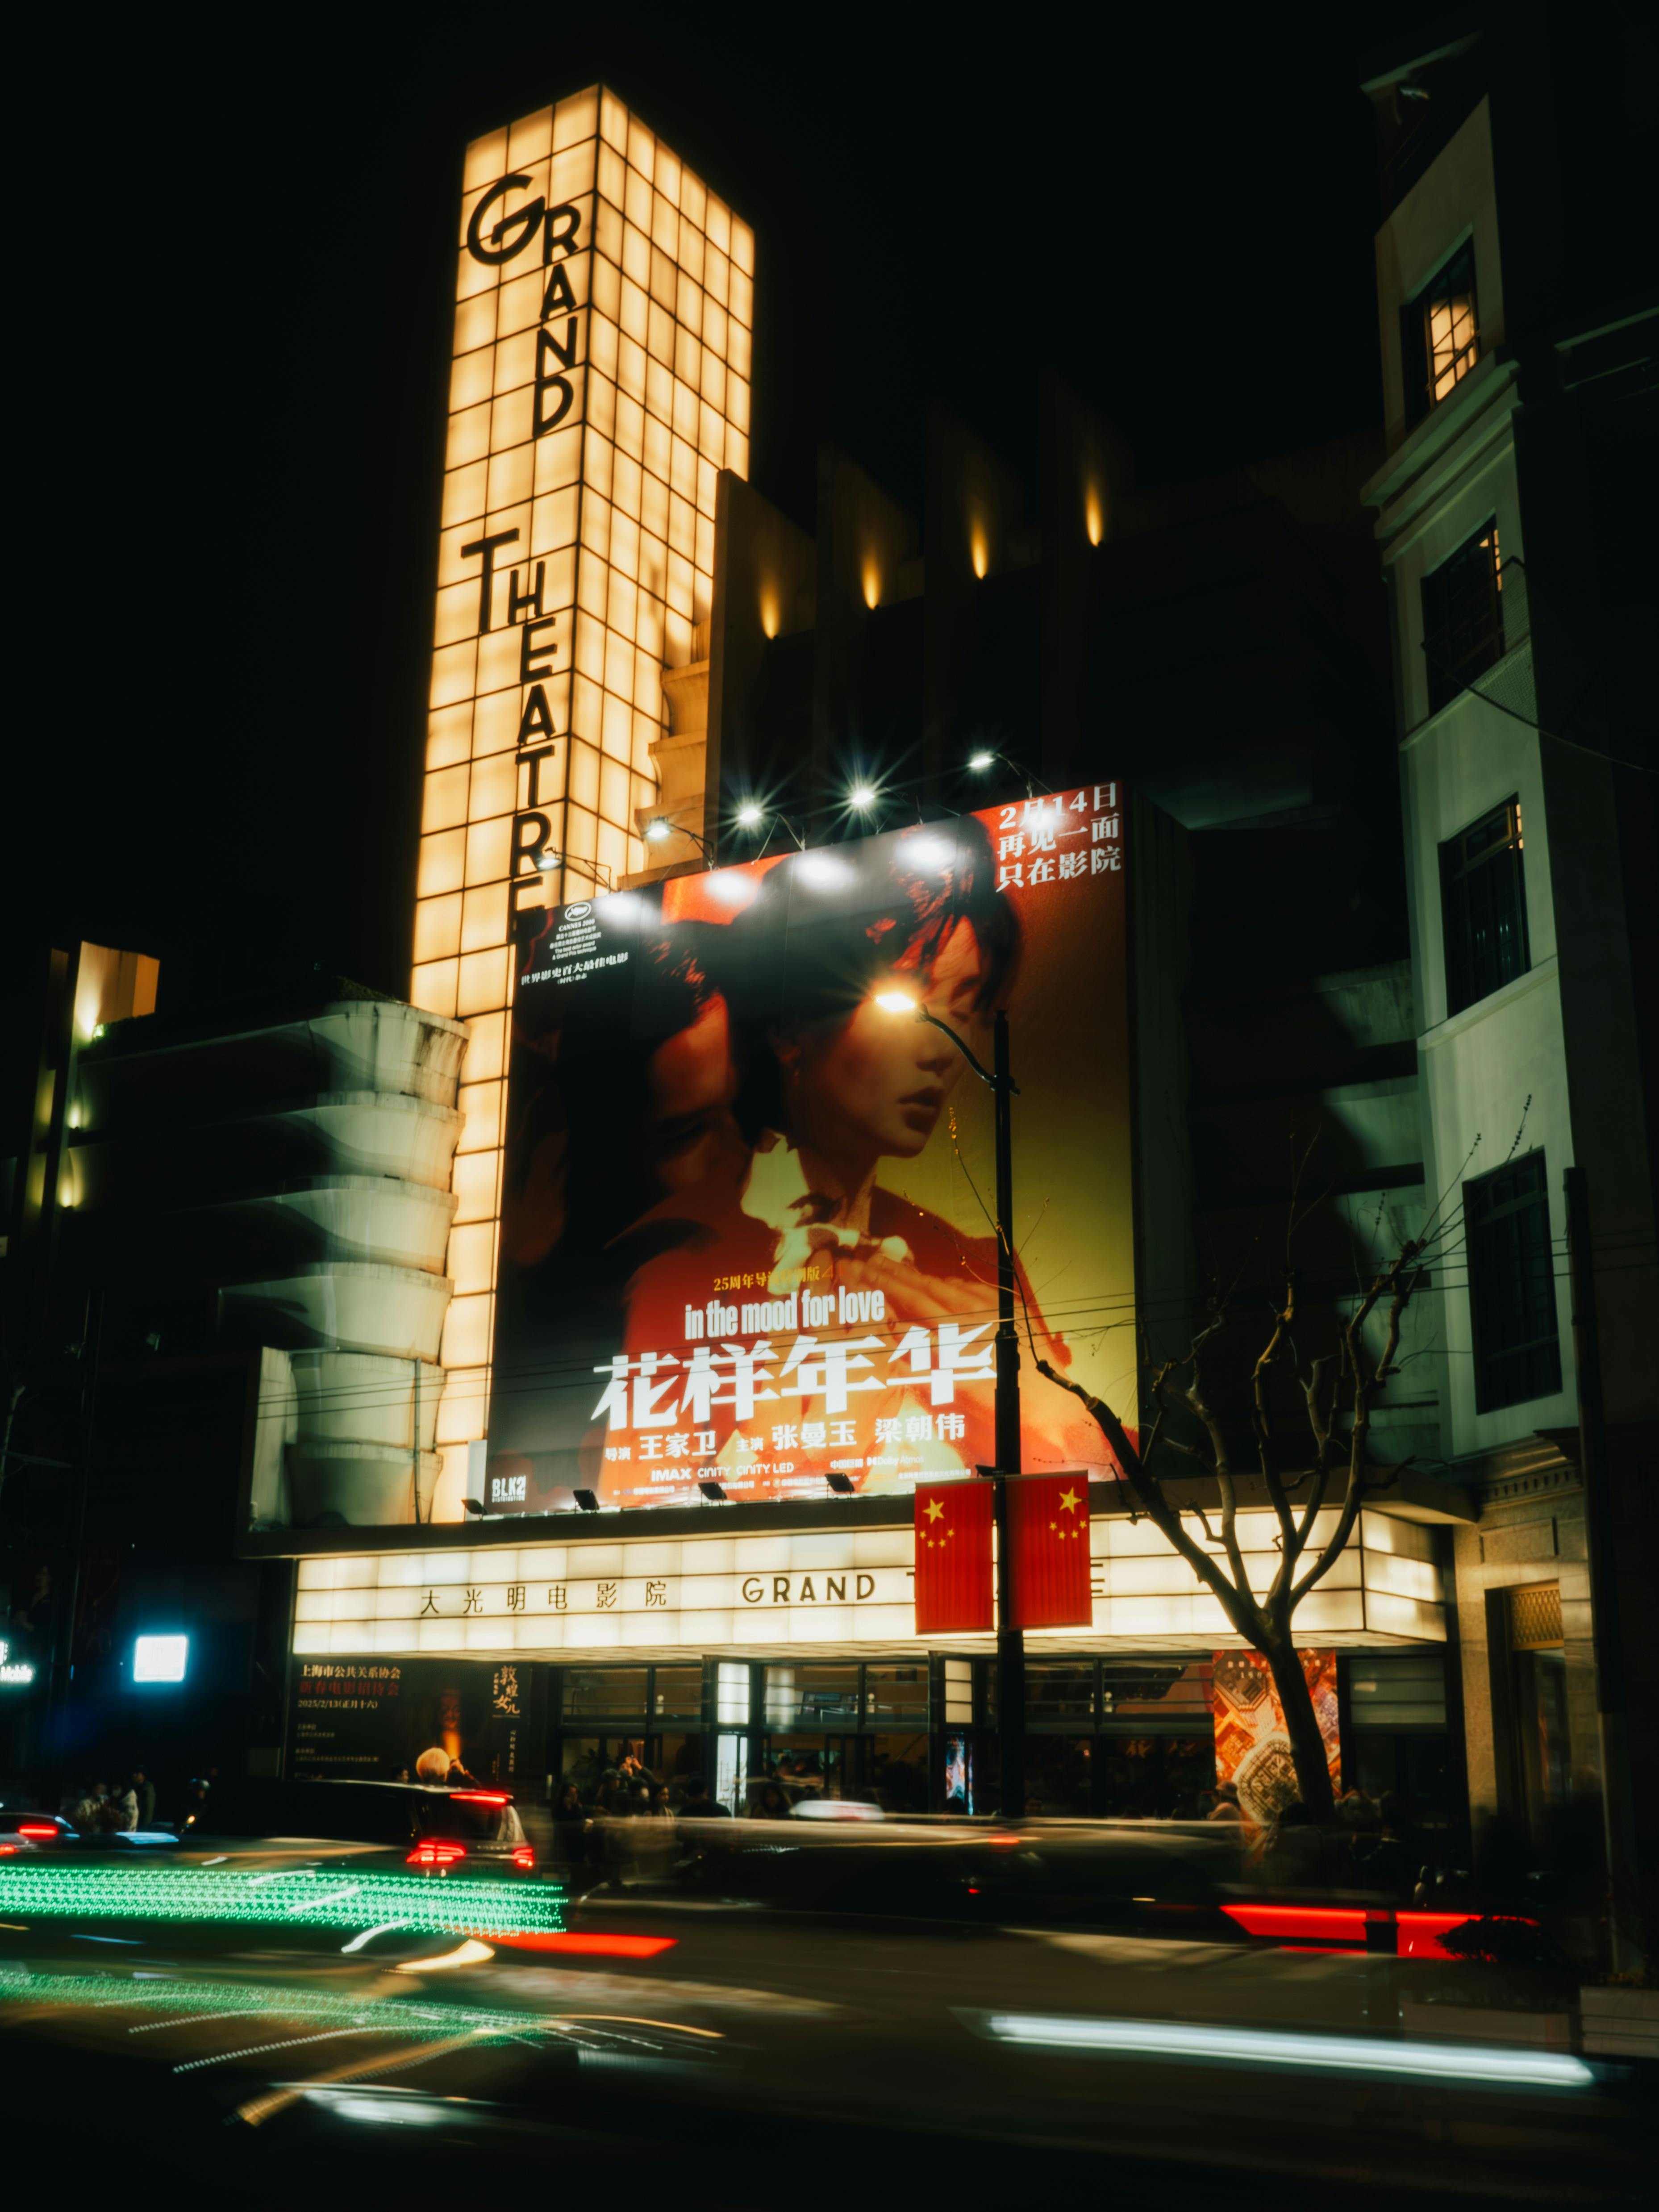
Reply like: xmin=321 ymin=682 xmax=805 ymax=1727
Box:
xmin=635 ymin=751 xmax=1033 ymax=854
xmin=531 ymin=753 xmax=1042 ymax=881
xmin=466 ymin=1471 xmax=857 ymax=1516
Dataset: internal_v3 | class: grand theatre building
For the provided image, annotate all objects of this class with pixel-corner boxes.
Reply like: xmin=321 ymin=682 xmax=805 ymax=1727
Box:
xmin=242 ymin=84 xmax=1474 ymax=1830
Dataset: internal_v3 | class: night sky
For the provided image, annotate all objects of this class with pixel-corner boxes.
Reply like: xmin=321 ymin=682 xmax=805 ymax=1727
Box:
xmin=9 ymin=6 xmax=1409 ymax=1045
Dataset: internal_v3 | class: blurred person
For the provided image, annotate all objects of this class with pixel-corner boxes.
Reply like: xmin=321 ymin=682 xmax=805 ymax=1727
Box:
xmin=1353 ymin=1791 xmax=1419 ymax=1897
xmin=595 ymin=1770 xmax=631 ymax=1819
xmin=178 ymin=1778 xmax=210 ymax=1829
xmin=1206 ymin=1782 xmax=1242 ymax=1823
xmin=70 ymin=1781 xmax=106 ymax=1829
xmin=130 ymin=1765 xmax=155 ymax=1828
xmin=413 ymin=1746 xmax=480 ymax=1786
xmin=678 ymin=1774 xmax=730 ymax=1819
xmin=1337 ymin=1784 xmax=1380 ymax=1831
xmin=755 ymin=1782 xmax=792 ymax=1820
xmin=108 ymin=1778 xmax=139 ymax=1831
xmin=1255 ymin=1799 xmax=1329 ymax=1886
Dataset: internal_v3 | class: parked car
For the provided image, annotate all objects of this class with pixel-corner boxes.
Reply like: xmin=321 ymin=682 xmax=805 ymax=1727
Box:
xmin=0 ymin=1809 xmax=179 ymax=1852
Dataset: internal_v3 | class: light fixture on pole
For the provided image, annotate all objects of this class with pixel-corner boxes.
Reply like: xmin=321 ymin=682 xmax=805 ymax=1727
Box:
xmin=965 ymin=749 xmax=1054 ymax=798
xmin=750 ymin=807 xmax=808 ymax=854
xmin=645 ymin=817 xmax=716 ymax=867
xmin=876 ymin=988 xmax=1025 ymax=1817
xmin=539 ymin=851 xmax=615 ymax=893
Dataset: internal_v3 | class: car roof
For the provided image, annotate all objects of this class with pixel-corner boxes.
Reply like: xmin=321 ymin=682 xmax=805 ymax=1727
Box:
xmin=250 ymin=1779 xmax=513 ymax=1797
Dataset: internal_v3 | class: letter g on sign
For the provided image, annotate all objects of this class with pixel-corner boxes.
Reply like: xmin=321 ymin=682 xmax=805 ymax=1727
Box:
xmin=467 ymin=174 xmax=546 ymax=265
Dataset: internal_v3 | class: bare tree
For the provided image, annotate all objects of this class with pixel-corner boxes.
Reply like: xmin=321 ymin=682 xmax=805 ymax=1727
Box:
xmin=1036 ymin=1238 xmax=1426 ymax=1821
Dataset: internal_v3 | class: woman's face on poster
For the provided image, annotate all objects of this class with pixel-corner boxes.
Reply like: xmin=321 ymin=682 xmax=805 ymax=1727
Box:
xmin=789 ymin=917 xmax=987 ymax=1163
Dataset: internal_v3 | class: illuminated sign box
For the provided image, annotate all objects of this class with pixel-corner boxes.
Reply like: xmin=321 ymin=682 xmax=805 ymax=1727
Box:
xmin=292 ymin=1511 xmax=1443 ymax=1659
xmin=133 ymin=1635 xmax=189 ymax=1683
xmin=413 ymin=89 xmax=754 ymax=1511
xmin=488 ymin=790 xmax=1137 ymax=1515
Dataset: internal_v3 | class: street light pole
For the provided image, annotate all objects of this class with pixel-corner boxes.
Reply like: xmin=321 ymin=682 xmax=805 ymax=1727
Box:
xmin=892 ymin=1001 xmax=1024 ymax=1819
xmin=990 ymin=1007 xmax=1025 ymax=1823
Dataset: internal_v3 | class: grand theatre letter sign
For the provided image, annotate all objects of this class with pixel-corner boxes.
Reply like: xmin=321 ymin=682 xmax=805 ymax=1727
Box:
xmin=414 ymin=90 xmax=754 ymax=1501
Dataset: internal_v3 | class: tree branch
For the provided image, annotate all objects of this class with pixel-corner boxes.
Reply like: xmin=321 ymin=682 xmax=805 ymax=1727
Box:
xmin=1034 ymin=1355 xmax=1267 ymax=1644
xmin=1291 ymin=1244 xmax=1421 ymax=1603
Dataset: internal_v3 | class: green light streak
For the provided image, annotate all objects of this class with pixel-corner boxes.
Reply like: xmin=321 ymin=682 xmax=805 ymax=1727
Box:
xmin=0 ymin=1862 xmax=566 ymax=1939
xmin=0 ymin=1965 xmax=558 ymax=2047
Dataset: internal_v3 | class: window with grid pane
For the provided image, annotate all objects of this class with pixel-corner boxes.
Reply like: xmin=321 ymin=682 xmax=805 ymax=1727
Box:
xmin=1422 ymin=519 xmax=1504 ymax=714
xmin=1440 ymin=797 xmax=1529 ymax=1014
xmin=1465 ymin=1152 xmax=1562 ymax=1412
xmin=1402 ymin=242 xmax=1480 ymax=426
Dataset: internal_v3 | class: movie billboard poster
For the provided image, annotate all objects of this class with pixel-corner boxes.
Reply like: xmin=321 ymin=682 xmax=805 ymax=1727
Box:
xmin=488 ymin=785 xmax=1134 ymax=1510
xmin=1211 ymin=1649 xmax=1341 ymax=1831
xmin=290 ymin=1657 xmax=535 ymax=1786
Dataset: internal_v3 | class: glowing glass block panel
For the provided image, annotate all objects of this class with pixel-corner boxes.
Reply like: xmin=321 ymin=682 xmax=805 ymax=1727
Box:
xmin=411 ymin=87 xmax=753 ymax=1501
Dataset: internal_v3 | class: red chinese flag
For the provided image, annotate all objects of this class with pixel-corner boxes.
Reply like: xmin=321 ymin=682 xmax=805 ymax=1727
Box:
xmin=914 ymin=1481 xmax=994 ymax=1634
xmin=1008 ymin=1474 xmax=1092 ymax=1629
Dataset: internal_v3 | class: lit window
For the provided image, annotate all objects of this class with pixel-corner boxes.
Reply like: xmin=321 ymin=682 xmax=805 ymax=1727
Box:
xmin=1421 ymin=518 xmax=1502 ymax=715
xmin=1402 ymin=242 xmax=1479 ymax=425
xmin=1439 ymin=796 xmax=1529 ymax=1015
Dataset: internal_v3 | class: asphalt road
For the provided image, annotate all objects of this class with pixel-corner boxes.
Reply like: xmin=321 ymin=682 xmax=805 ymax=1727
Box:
xmin=2 ymin=1829 xmax=1650 ymax=2206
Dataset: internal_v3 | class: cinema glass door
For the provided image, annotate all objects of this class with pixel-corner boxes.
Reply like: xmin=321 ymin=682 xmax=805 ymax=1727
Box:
xmin=556 ymin=1665 xmax=706 ymax=1802
xmin=755 ymin=1663 xmax=930 ymax=1814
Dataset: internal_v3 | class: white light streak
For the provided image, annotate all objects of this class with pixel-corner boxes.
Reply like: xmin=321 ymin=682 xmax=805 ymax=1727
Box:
xmin=980 ymin=2013 xmax=1594 ymax=2090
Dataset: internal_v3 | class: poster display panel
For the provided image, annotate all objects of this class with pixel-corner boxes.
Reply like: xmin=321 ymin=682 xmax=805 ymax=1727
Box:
xmin=487 ymin=786 xmax=1134 ymax=1509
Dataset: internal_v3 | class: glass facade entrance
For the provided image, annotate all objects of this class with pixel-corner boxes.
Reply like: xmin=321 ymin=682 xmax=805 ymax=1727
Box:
xmin=287 ymin=1644 xmax=1451 ymax=1822
xmin=540 ymin=1652 xmax=1233 ymax=1817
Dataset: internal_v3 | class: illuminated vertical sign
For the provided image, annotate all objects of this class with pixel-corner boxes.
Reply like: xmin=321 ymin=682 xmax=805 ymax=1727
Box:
xmin=413 ymin=88 xmax=753 ymax=1502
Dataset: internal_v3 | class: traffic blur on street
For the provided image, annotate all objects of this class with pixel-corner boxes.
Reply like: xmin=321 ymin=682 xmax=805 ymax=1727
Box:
xmin=1 ymin=1794 xmax=1650 ymax=2207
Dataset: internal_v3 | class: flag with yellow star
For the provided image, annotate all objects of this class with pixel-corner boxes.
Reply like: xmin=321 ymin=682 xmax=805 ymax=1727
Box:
xmin=1007 ymin=1473 xmax=1093 ymax=1628
xmin=913 ymin=1480 xmax=994 ymax=1634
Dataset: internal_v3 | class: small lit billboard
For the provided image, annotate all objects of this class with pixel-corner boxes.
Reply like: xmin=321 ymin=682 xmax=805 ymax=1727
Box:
xmin=486 ymin=786 xmax=1134 ymax=1509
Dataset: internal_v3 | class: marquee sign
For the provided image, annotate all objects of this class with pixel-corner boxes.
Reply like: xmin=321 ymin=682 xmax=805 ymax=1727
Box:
xmin=292 ymin=1509 xmax=1444 ymax=1659
xmin=413 ymin=87 xmax=754 ymax=1508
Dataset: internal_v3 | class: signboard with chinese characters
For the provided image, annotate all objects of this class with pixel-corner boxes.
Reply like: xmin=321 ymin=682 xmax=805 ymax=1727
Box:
xmin=488 ymin=787 xmax=1134 ymax=1510
xmin=290 ymin=1653 xmax=541 ymax=1786
xmin=290 ymin=1509 xmax=1442 ymax=1663
xmin=413 ymin=87 xmax=754 ymax=1513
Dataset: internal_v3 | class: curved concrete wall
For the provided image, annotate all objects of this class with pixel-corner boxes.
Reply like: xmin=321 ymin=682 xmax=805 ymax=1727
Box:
xmin=70 ymin=1091 xmax=463 ymax=1209
xmin=218 ymin=1261 xmax=453 ymax=1361
xmin=287 ymin=1439 xmax=442 ymax=1527
xmin=76 ymin=997 xmax=468 ymax=1127
xmin=86 ymin=1175 xmax=456 ymax=1281
xmin=74 ymin=991 xmax=470 ymax=1532
xmin=288 ymin=1349 xmax=442 ymax=1452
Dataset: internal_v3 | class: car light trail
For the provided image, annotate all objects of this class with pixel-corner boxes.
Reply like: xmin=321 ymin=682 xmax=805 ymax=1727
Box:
xmin=976 ymin=2012 xmax=1595 ymax=2089
xmin=0 ymin=1862 xmax=566 ymax=1940
xmin=340 ymin=1921 xmax=409 ymax=1954
xmin=488 ymin=1931 xmax=677 ymax=1957
xmin=395 ymin=1939 xmax=496 ymax=1972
